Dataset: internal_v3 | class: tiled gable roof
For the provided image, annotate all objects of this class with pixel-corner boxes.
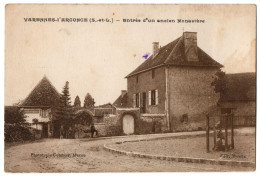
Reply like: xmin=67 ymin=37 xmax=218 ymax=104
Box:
xmin=220 ymin=72 xmax=256 ymax=102
xmin=19 ymin=76 xmax=61 ymax=107
xmin=126 ymin=34 xmax=223 ymax=78
xmin=113 ymin=93 xmax=128 ymax=108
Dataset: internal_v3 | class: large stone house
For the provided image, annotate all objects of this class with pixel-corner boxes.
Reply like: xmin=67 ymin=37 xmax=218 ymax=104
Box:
xmin=18 ymin=76 xmax=60 ymax=137
xmin=123 ymin=32 xmax=223 ymax=131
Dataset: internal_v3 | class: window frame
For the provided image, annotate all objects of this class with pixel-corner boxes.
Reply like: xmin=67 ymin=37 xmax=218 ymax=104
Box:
xmin=152 ymin=69 xmax=155 ymax=79
xmin=149 ymin=89 xmax=158 ymax=106
xmin=133 ymin=93 xmax=141 ymax=108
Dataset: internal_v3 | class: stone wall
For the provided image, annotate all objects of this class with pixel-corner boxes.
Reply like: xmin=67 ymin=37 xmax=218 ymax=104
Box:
xmin=103 ymin=114 xmax=122 ymax=136
xmin=168 ymin=66 xmax=220 ymax=132
xmin=94 ymin=123 xmax=106 ymax=136
xmin=136 ymin=114 xmax=167 ymax=134
xmin=126 ymin=67 xmax=166 ymax=114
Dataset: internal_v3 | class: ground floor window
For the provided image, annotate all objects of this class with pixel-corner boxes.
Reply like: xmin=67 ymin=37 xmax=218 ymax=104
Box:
xmin=148 ymin=89 xmax=158 ymax=105
xmin=221 ymin=108 xmax=232 ymax=114
xmin=40 ymin=109 xmax=50 ymax=118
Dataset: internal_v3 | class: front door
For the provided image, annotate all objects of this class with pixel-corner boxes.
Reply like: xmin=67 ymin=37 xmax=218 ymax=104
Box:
xmin=122 ymin=114 xmax=134 ymax=135
xmin=142 ymin=92 xmax=146 ymax=113
xmin=42 ymin=123 xmax=48 ymax=138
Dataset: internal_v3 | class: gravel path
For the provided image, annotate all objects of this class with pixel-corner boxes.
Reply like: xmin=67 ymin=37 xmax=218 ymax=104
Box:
xmin=5 ymin=131 xmax=255 ymax=172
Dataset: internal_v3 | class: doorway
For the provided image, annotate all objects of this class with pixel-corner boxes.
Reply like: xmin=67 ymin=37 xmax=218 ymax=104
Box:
xmin=122 ymin=114 xmax=135 ymax=135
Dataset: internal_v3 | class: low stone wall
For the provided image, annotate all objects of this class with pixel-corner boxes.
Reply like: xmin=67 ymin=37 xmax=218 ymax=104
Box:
xmin=103 ymin=109 xmax=141 ymax=136
xmin=94 ymin=123 xmax=106 ymax=136
xmin=170 ymin=113 xmax=211 ymax=132
xmin=74 ymin=109 xmax=168 ymax=137
xmin=136 ymin=114 xmax=167 ymax=134
xmin=102 ymin=110 xmax=167 ymax=135
xmin=103 ymin=114 xmax=122 ymax=136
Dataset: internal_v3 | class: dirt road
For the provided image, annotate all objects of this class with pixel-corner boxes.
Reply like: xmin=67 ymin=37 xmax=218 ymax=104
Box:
xmin=5 ymin=134 xmax=254 ymax=172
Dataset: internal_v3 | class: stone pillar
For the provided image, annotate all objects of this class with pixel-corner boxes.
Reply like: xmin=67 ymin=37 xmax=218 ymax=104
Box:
xmin=165 ymin=66 xmax=171 ymax=131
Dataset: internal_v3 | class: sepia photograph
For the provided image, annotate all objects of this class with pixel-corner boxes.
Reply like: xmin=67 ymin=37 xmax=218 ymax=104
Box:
xmin=4 ymin=4 xmax=256 ymax=172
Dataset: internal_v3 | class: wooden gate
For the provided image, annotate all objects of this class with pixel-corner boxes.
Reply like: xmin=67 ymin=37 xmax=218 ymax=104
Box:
xmin=122 ymin=114 xmax=134 ymax=135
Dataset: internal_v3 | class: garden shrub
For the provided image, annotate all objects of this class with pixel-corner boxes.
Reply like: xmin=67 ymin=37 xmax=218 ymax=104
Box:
xmin=4 ymin=124 xmax=35 ymax=142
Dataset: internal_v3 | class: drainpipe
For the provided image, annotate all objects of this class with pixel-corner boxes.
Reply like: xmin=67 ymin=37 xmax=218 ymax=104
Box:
xmin=165 ymin=66 xmax=171 ymax=131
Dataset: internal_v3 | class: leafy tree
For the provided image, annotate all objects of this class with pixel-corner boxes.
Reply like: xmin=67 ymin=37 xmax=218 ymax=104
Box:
xmin=4 ymin=106 xmax=26 ymax=124
xmin=74 ymin=111 xmax=92 ymax=125
xmin=211 ymin=69 xmax=227 ymax=96
xmin=83 ymin=93 xmax=95 ymax=109
xmin=74 ymin=95 xmax=81 ymax=107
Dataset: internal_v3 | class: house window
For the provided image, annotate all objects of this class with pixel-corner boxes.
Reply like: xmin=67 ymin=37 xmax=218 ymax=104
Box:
xmin=180 ymin=114 xmax=188 ymax=123
xmin=133 ymin=94 xmax=136 ymax=107
xmin=136 ymin=75 xmax=139 ymax=83
xmin=152 ymin=69 xmax=155 ymax=79
xmin=221 ymin=108 xmax=232 ymax=115
xmin=148 ymin=89 xmax=158 ymax=105
xmin=136 ymin=93 xmax=140 ymax=107
xmin=40 ymin=109 xmax=48 ymax=118
xmin=133 ymin=93 xmax=140 ymax=107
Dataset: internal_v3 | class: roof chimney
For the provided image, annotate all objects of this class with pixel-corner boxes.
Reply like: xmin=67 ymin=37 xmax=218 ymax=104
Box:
xmin=121 ymin=90 xmax=127 ymax=98
xmin=152 ymin=42 xmax=159 ymax=58
xmin=183 ymin=32 xmax=199 ymax=62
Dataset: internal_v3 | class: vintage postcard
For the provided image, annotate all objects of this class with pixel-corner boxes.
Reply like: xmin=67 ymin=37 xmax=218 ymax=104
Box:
xmin=4 ymin=4 xmax=256 ymax=172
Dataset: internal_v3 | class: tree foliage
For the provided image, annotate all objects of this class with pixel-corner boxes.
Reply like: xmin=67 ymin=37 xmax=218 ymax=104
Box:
xmin=5 ymin=124 xmax=35 ymax=142
xmin=211 ymin=70 xmax=227 ymax=95
xmin=5 ymin=106 xmax=26 ymax=124
xmin=53 ymin=81 xmax=74 ymax=127
xmin=83 ymin=93 xmax=95 ymax=109
xmin=74 ymin=95 xmax=81 ymax=107
xmin=74 ymin=111 xmax=92 ymax=125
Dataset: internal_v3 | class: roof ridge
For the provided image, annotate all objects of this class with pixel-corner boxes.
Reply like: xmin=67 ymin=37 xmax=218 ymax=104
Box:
xmin=125 ymin=33 xmax=223 ymax=78
xmin=42 ymin=76 xmax=61 ymax=97
xmin=20 ymin=76 xmax=60 ymax=107
xmin=164 ymin=36 xmax=183 ymax=64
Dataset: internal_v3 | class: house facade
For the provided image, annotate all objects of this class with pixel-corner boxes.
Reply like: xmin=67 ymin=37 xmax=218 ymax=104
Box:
xmin=125 ymin=32 xmax=223 ymax=131
xmin=19 ymin=76 xmax=60 ymax=137
xmin=219 ymin=72 xmax=256 ymax=126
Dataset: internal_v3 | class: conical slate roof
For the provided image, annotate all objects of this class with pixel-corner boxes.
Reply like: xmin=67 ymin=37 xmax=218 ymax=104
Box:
xmin=20 ymin=76 xmax=61 ymax=107
xmin=126 ymin=33 xmax=223 ymax=78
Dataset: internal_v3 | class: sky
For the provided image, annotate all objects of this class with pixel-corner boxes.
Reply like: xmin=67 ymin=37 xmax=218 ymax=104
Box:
xmin=5 ymin=4 xmax=256 ymax=106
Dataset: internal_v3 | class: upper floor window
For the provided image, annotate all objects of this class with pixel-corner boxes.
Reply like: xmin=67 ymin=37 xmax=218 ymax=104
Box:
xmin=136 ymin=75 xmax=139 ymax=83
xmin=133 ymin=93 xmax=140 ymax=108
xmin=148 ymin=89 xmax=158 ymax=105
xmin=152 ymin=69 xmax=155 ymax=79
xmin=40 ymin=109 xmax=49 ymax=118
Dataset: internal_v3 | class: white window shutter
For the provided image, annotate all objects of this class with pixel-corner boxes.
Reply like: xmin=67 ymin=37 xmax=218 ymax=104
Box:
xmin=155 ymin=89 xmax=159 ymax=105
xmin=133 ymin=94 xmax=136 ymax=108
xmin=148 ymin=91 xmax=151 ymax=105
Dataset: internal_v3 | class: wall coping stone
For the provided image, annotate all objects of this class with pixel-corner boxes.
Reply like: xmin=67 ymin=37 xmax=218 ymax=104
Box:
xmin=141 ymin=114 xmax=166 ymax=117
xmin=116 ymin=108 xmax=140 ymax=111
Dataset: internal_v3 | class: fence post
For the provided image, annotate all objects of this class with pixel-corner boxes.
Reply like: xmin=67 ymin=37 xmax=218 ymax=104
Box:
xmin=224 ymin=114 xmax=228 ymax=151
xmin=231 ymin=113 xmax=234 ymax=149
xmin=206 ymin=114 xmax=210 ymax=153
xmin=213 ymin=117 xmax=216 ymax=150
